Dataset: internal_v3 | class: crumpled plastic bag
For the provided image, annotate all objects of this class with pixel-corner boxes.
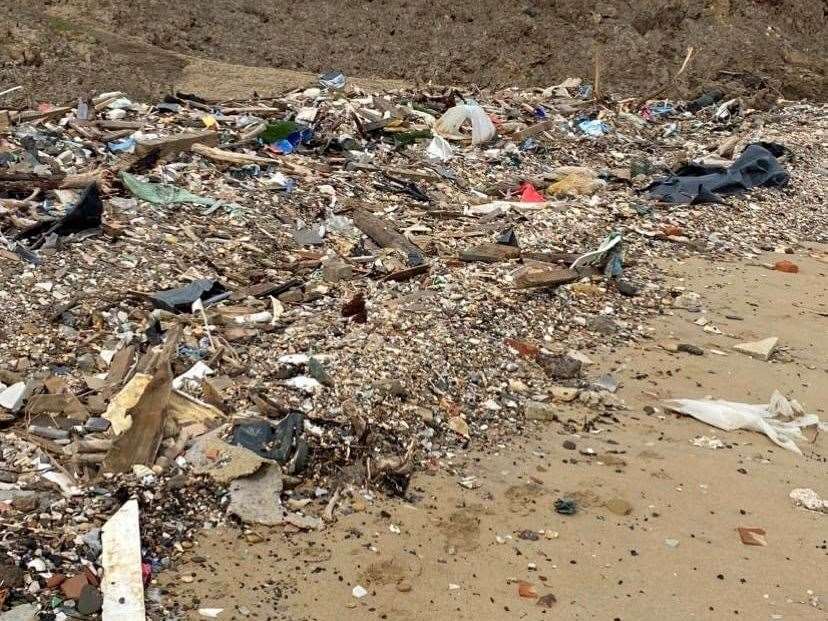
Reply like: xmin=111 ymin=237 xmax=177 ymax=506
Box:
xmin=663 ymin=391 xmax=824 ymax=455
xmin=121 ymin=172 xmax=217 ymax=206
xmin=426 ymin=134 xmax=453 ymax=161
xmin=434 ymin=104 xmax=496 ymax=145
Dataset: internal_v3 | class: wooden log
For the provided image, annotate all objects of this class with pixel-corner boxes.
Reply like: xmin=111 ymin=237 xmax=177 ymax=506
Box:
xmin=93 ymin=120 xmax=144 ymax=130
xmin=0 ymin=172 xmax=101 ymax=192
xmin=191 ymin=142 xmax=277 ymax=166
xmin=11 ymin=107 xmax=72 ymax=123
xmin=112 ymin=130 xmax=218 ymax=173
xmin=352 ymin=209 xmax=425 ymax=266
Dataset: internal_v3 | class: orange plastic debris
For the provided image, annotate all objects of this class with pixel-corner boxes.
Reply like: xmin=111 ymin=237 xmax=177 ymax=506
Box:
xmin=773 ymin=260 xmax=799 ymax=273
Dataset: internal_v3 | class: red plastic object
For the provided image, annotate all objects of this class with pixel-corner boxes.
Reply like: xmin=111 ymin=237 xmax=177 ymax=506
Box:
xmin=519 ymin=181 xmax=545 ymax=202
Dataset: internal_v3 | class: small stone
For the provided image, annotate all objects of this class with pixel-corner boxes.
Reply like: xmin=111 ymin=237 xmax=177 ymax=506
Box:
xmin=321 ymin=258 xmax=353 ymax=283
xmin=308 ymin=357 xmax=334 ymax=387
xmin=0 ymin=562 xmax=24 ymax=588
xmin=277 ymin=287 xmax=304 ymax=304
xmin=517 ymin=581 xmax=538 ymax=598
xmin=45 ymin=573 xmax=66 ymax=588
xmin=677 ymin=343 xmax=704 ymax=355
xmin=84 ymin=417 xmax=111 ymax=432
xmin=566 ymin=350 xmax=594 ymax=366
xmin=615 ymin=279 xmax=639 ymax=297
xmin=537 ymin=353 xmax=581 ymax=379
xmin=737 ymin=527 xmax=767 ymax=546
xmin=352 ymin=585 xmax=368 ymax=598
xmin=0 ymin=604 xmax=38 ymax=621
xmin=605 ymin=497 xmax=633 ymax=516
xmin=374 ymin=379 xmax=407 ymax=398
xmin=554 ymin=498 xmax=577 ymax=515
xmin=562 ymin=440 xmax=576 ymax=450
xmin=396 ymin=581 xmax=412 ymax=593
xmin=524 ymin=401 xmax=557 ymax=421
xmin=81 ymin=528 xmax=102 ymax=556
xmin=76 ymin=353 xmax=96 ymax=371
xmin=664 ymin=538 xmax=680 ymax=548
xmin=61 ymin=573 xmax=90 ymax=600
xmin=659 ymin=340 xmax=680 ymax=353
xmin=673 ymin=292 xmax=701 ymax=312
xmin=448 ymin=416 xmax=470 ymax=438
xmin=77 ymin=584 xmax=103 ymax=615
xmin=598 ymin=453 xmax=626 ymax=467
xmin=733 ymin=337 xmax=778 ymax=361
xmin=294 ymin=225 xmax=323 ymax=246
xmin=11 ymin=495 xmax=38 ymax=513
xmin=412 ymin=406 xmax=434 ymax=423
xmin=85 ymin=394 xmax=108 ymax=414
xmin=586 ymin=315 xmax=617 ymax=335
xmin=550 ymin=386 xmax=579 ymax=402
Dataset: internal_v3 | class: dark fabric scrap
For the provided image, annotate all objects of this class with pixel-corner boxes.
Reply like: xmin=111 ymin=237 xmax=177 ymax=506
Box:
xmin=647 ymin=144 xmax=789 ymax=204
xmin=17 ymin=183 xmax=104 ymax=243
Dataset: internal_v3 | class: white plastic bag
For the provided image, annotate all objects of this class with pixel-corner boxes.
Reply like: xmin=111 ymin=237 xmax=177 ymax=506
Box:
xmin=663 ymin=393 xmax=824 ymax=455
xmin=434 ymin=104 xmax=496 ymax=145
xmin=426 ymin=135 xmax=453 ymax=161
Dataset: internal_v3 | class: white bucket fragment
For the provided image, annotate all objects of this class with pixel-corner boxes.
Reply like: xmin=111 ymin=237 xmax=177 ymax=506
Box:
xmin=664 ymin=390 xmax=824 ymax=455
xmin=434 ymin=104 xmax=496 ymax=145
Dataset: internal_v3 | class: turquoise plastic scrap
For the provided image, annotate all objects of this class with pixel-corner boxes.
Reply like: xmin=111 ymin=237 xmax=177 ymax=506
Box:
xmin=120 ymin=172 xmax=217 ymax=206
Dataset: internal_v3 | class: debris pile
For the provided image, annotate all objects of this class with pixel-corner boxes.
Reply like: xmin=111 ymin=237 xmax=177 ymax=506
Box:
xmin=0 ymin=76 xmax=825 ymax=617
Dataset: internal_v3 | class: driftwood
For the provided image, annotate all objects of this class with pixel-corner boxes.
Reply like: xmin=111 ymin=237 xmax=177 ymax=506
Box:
xmin=112 ymin=130 xmax=218 ymax=173
xmin=191 ymin=142 xmax=278 ymax=166
xmin=0 ymin=172 xmax=102 ymax=192
xmin=352 ymin=209 xmax=425 ymax=266
xmin=93 ymin=120 xmax=143 ymax=130
xmin=11 ymin=107 xmax=72 ymax=123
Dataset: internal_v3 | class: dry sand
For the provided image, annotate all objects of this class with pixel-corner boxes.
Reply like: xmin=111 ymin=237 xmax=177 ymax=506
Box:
xmin=159 ymin=248 xmax=827 ymax=620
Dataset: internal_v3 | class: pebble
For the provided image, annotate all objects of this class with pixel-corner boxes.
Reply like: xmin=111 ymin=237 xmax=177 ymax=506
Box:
xmin=604 ymin=497 xmax=633 ymax=516
xmin=352 ymin=585 xmax=368 ymax=598
xmin=84 ymin=417 xmax=111 ymax=432
xmin=77 ymin=584 xmax=103 ymax=615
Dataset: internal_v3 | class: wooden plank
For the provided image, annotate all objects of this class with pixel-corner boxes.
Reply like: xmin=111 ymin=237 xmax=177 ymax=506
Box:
xmin=352 ymin=209 xmax=425 ymax=266
xmin=101 ymin=500 xmax=146 ymax=621
xmin=112 ymin=130 xmax=218 ymax=173
xmin=191 ymin=142 xmax=277 ymax=166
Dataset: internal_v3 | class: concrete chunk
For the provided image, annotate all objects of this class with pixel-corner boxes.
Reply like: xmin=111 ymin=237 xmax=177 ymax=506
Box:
xmin=733 ymin=336 xmax=778 ymax=361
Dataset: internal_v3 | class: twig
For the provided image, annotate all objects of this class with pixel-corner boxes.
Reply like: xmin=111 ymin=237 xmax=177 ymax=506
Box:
xmin=641 ymin=46 xmax=696 ymax=103
xmin=675 ymin=47 xmax=694 ymax=79
xmin=0 ymin=86 xmax=22 ymax=99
